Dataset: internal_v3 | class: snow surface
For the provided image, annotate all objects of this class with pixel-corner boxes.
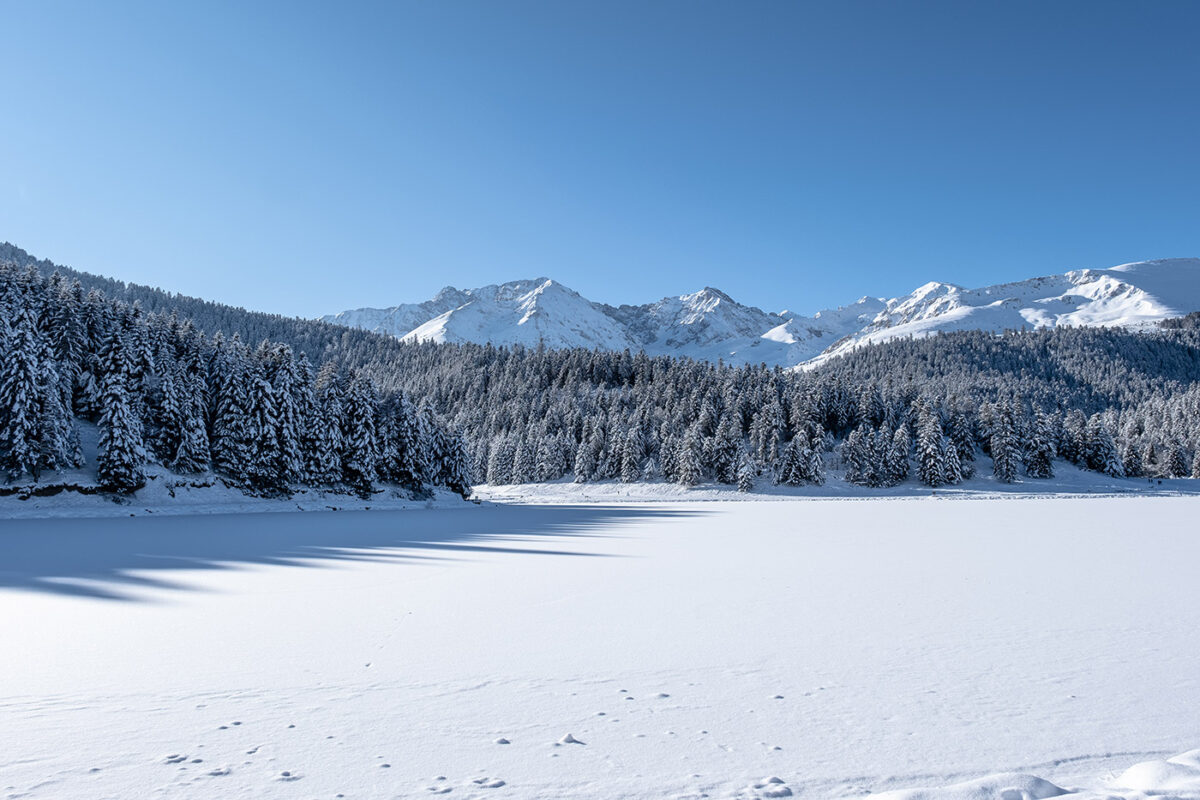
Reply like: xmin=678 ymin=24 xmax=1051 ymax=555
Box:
xmin=321 ymin=258 xmax=1200 ymax=368
xmin=3 ymin=495 xmax=1199 ymax=799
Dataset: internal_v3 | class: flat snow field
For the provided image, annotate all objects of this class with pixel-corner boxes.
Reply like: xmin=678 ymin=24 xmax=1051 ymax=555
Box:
xmin=2 ymin=497 xmax=1199 ymax=800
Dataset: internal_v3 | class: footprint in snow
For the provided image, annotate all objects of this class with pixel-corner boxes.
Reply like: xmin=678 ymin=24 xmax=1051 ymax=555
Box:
xmin=472 ymin=777 xmax=506 ymax=788
xmin=494 ymin=738 xmax=510 ymax=745
xmin=207 ymin=766 xmax=232 ymax=777
xmin=275 ymin=770 xmax=302 ymax=782
xmin=163 ymin=754 xmax=188 ymax=764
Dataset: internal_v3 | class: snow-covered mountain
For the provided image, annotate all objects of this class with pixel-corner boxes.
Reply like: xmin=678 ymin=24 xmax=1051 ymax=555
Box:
xmin=322 ymin=258 xmax=1200 ymax=368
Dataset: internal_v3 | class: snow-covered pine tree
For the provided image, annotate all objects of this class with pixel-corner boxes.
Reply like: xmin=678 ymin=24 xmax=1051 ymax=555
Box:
xmin=1024 ymin=411 xmax=1055 ymax=479
xmin=676 ymin=423 xmax=705 ymax=486
xmin=711 ymin=414 xmax=740 ymax=484
xmin=803 ymin=433 xmax=826 ymax=486
xmin=172 ymin=374 xmax=211 ymax=473
xmin=990 ymin=406 xmax=1020 ymax=484
xmin=380 ymin=393 xmax=427 ymax=492
xmin=887 ymin=423 xmax=911 ymax=485
xmin=1120 ymin=442 xmax=1143 ymax=479
xmin=0 ymin=297 xmax=43 ymax=479
xmin=209 ymin=336 xmax=252 ymax=482
xmin=431 ymin=426 xmax=473 ymax=497
xmin=572 ymin=433 xmax=597 ymax=483
xmin=244 ymin=364 xmax=284 ymax=493
xmin=736 ymin=447 xmax=755 ymax=493
xmin=916 ymin=407 xmax=949 ymax=488
xmin=1060 ymin=410 xmax=1087 ymax=465
xmin=620 ymin=427 xmax=642 ymax=483
xmin=841 ymin=426 xmax=869 ymax=486
xmin=268 ymin=344 xmax=305 ymax=485
xmin=1165 ymin=445 xmax=1189 ymax=478
xmin=150 ymin=362 xmax=186 ymax=464
xmin=775 ymin=436 xmax=803 ymax=486
xmin=1084 ymin=414 xmax=1123 ymax=477
xmin=1141 ymin=440 xmax=1159 ymax=477
xmin=511 ymin=436 xmax=537 ymax=484
xmin=34 ymin=331 xmax=75 ymax=476
xmin=487 ymin=434 xmax=513 ymax=485
xmin=308 ymin=363 xmax=345 ymax=486
xmin=947 ymin=413 xmax=975 ymax=479
xmin=340 ymin=373 xmax=378 ymax=496
xmin=96 ymin=351 xmax=146 ymax=493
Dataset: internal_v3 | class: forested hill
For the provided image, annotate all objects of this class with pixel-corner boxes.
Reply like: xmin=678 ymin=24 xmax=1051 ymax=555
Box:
xmin=0 ymin=242 xmax=410 ymax=369
xmin=2 ymin=242 xmax=1200 ymax=495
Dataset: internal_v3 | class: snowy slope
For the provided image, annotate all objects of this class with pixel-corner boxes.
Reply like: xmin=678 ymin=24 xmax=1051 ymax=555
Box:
xmin=321 ymin=258 xmax=1200 ymax=367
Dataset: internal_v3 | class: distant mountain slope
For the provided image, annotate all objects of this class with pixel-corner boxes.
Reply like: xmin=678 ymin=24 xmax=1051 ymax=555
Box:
xmin=324 ymin=257 xmax=1200 ymax=367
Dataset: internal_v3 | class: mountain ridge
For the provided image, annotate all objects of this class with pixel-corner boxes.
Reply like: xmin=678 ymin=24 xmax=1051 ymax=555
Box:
xmin=323 ymin=258 xmax=1200 ymax=368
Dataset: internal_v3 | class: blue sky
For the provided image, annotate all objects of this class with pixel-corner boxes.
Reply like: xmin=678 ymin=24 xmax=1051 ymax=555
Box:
xmin=2 ymin=1 xmax=1198 ymax=318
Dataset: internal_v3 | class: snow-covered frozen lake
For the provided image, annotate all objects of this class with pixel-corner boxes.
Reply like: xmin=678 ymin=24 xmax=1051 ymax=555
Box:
xmin=2 ymin=497 xmax=1199 ymax=799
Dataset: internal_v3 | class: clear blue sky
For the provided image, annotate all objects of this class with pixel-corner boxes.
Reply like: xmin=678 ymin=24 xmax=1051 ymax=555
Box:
xmin=2 ymin=0 xmax=1198 ymax=318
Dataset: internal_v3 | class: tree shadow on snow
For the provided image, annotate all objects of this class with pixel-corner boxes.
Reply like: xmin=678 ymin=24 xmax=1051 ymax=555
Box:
xmin=0 ymin=505 xmax=702 ymax=602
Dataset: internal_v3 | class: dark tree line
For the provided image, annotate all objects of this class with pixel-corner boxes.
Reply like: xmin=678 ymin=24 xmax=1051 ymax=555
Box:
xmin=0 ymin=263 xmax=471 ymax=497
xmin=4 ymin=243 xmax=1200 ymax=494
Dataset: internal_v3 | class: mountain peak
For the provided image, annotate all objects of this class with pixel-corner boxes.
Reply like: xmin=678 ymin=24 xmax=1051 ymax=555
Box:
xmin=322 ymin=258 xmax=1200 ymax=368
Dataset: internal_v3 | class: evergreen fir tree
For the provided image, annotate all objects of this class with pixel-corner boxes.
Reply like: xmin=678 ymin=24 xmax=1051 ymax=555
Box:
xmin=1120 ymin=442 xmax=1143 ymax=479
xmin=990 ymin=407 xmax=1020 ymax=484
xmin=341 ymin=373 xmax=378 ymax=496
xmin=886 ymin=424 xmax=911 ymax=485
xmin=916 ymin=408 xmax=949 ymax=488
xmin=308 ymin=363 xmax=345 ymax=486
xmin=676 ymin=423 xmax=704 ymax=486
xmin=173 ymin=375 xmax=211 ymax=473
xmin=1024 ymin=412 xmax=1055 ymax=479
xmin=620 ymin=428 xmax=642 ymax=483
xmin=736 ymin=447 xmax=755 ymax=493
xmin=1165 ymin=445 xmax=1189 ymax=478
xmin=97 ymin=364 xmax=146 ymax=493
xmin=0 ymin=300 xmax=43 ymax=479
xmin=1084 ymin=414 xmax=1123 ymax=477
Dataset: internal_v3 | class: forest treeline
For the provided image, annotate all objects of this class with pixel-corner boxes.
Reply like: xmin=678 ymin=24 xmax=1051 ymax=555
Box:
xmin=3 ymin=243 xmax=1200 ymax=495
xmin=0 ymin=262 xmax=471 ymax=496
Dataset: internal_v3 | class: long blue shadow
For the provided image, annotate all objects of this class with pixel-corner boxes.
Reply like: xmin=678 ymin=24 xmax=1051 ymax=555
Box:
xmin=0 ymin=504 xmax=702 ymax=602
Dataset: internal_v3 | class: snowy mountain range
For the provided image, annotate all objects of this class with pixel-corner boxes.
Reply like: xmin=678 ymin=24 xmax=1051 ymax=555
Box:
xmin=322 ymin=258 xmax=1200 ymax=368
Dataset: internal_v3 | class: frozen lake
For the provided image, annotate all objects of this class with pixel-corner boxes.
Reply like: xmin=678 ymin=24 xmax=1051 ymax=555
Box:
xmin=2 ymin=497 xmax=1199 ymax=799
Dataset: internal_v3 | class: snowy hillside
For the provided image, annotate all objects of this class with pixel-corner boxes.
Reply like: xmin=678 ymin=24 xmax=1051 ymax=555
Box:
xmin=323 ymin=258 xmax=1200 ymax=367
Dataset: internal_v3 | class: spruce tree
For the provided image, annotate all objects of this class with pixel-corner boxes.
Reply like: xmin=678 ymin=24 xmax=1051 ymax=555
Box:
xmin=736 ymin=447 xmax=755 ymax=493
xmin=620 ymin=428 xmax=642 ymax=483
xmin=916 ymin=408 xmax=949 ymax=488
xmin=1165 ymin=445 xmax=1189 ymax=478
xmin=97 ymin=364 xmax=146 ymax=493
xmin=341 ymin=373 xmax=378 ymax=496
xmin=676 ymin=424 xmax=704 ymax=486
xmin=0 ymin=300 xmax=43 ymax=479
xmin=1024 ymin=412 xmax=1055 ymax=479
xmin=990 ymin=407 xmax=1020 ymax=484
